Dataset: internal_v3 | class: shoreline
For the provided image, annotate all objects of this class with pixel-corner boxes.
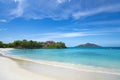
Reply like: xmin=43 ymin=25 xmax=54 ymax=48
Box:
xmin=6 ymin=54 xmax=120 ymax=75
xmin=1 ymin=48 xmax=120 ymax=74
xmin=0 ymin=48 xmax=120 ymax=80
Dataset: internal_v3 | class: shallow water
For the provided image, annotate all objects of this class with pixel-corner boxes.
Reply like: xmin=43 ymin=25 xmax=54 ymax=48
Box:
xmin=8 ymin=48 xmax=120 ymax=69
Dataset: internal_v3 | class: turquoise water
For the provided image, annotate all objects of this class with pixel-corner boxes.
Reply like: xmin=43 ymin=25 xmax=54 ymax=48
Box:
xmin=8 ymin=48 xmax=120 ymax=69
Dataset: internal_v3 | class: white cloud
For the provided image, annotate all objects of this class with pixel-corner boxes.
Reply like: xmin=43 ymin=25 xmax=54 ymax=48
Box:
xmin=44 ymin=32 xmax=86 ymax=38
xmin=0 ymin=28 xmax=7 ymax=31
xmin=0 ymin=19 xmax=7 ymax=22
xmin=57 ymin=0 xmax=65 ymax=3
xmin=73 ymin=4 xmax=120 ymax=19
xmin=22 ymin=32 xmax=101 ymax=41
xmin=11 ymin=0 xmax=24 ymax=17
xmin=78 ymin=20 xmax=120 ymax=26
xmin=57 ymin=0 xmax=71 ymax=3
xmin=22 ymin=32 xmax=103 ymax=42
xmin=0 ymin=0 xmax=120 ymax=20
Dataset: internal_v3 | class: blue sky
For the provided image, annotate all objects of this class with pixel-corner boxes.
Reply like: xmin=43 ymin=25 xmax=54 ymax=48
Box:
xmin=0 ymin=0 xmax=120 ymax=47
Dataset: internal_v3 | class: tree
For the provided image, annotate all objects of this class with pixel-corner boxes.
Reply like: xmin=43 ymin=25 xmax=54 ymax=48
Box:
xmin=0 ymin=40 xmax=67 ymax=49
xmin=56 ymin=42 xmax=66 ymax=48
xmin=12 ymin=40 xmax=22 ymax=48
xmin=0 ymin=41 xmax=3 ymax=48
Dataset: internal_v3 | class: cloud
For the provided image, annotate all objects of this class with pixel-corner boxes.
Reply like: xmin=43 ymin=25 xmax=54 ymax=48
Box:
xmin=0 ymin=28 xmax=7 ymax=31
xmin=73 ymin=4 xmax=120 ymax=19
xmin=10 ymin=0 xmax=24 ymax=17
xmin=0 ymin=19 xmax=7 ymax=22
xmin=77 ymin=20 xmax=120 ymax=26
xmin=0 ymin=0 xmax=18 ymax=20
xmin=44 ymin=32 xmax=86 ymax=38
xmin=22 ymin=32 xmax=101 ymax=41
xmin=57 ymin=0 xmax=65 ymax=3
xmin=0 ymin=0 xmax=120 ymax=21
xmin=57 ymin=0 xmax=71 ymax=3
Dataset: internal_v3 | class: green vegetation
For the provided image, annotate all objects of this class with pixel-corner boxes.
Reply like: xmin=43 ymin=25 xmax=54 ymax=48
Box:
xmin=44 ymin=42 xmax=66 ymax=49
xmin=76 ymin=43 xmax=101 ymax=48
xmin=0 ymin=41 xmax=3 ymax=48
xmin=0 ymin=40 xmax=66 ymax=49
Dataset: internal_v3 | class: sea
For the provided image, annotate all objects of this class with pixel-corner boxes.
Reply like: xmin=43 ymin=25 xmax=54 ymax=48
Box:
xmin=6 ymin=47 xmax=120 ymax=70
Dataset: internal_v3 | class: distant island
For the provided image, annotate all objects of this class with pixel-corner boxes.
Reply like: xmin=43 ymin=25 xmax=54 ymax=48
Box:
xmin=76 ymin=43 xmax=101 ymax=48
xmin=0 ymin=40 xmax=66 ymax=49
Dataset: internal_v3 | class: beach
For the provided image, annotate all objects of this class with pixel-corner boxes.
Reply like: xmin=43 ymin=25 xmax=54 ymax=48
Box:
xmin=0 ymin=56 xmax=59 ymax=80
xmin=1 ymin=0 xmax=120 ymax=79
xmin=0 ymin=48 xmax=120 ymax=80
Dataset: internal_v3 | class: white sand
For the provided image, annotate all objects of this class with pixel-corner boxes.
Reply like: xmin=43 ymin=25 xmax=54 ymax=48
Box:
xmin=0 ymin=56 xmax=58 ymax=80
xmin=0 ymin=48 xmax=120 ymax=80
xmin=0 ymin=48 xmax=14 ymax=51
xmin=15 ymin=58 xmax=120 ymax=80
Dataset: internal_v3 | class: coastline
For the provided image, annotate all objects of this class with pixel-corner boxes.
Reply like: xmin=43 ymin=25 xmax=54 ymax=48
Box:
xmin=0 ymin=48 xmax=120 ymax=80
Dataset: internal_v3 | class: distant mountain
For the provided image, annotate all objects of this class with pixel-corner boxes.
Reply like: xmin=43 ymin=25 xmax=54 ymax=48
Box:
xmin=76 ymin=43 xmax=101 ymax=48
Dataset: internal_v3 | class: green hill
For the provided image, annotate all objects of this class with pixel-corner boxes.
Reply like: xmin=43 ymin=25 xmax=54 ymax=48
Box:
xmin=76 ymin=43 xmax=101 ymax=48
